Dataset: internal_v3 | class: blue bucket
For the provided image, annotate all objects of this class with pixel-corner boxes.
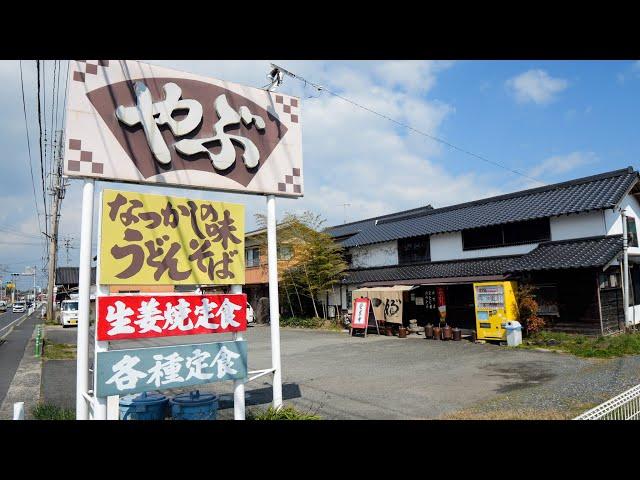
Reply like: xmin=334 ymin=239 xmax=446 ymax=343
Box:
xmin=119 ymin=392 xmax=169 ymax=420
xmin=170 ymin=390 xmax=219 ymax=420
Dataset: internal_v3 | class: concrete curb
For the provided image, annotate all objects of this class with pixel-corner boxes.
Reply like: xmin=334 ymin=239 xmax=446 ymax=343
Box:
xmin=0 ymin=322 xmax=43 ymax=420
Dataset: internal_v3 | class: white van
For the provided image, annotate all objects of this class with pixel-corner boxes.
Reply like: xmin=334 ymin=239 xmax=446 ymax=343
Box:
xmin=60 ymin=299 xmax=79 ymax=327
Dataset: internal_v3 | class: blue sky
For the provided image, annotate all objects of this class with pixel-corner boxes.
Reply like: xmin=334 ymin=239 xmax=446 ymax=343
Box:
xmin=0 ymin=60 xmax=639 ymax=290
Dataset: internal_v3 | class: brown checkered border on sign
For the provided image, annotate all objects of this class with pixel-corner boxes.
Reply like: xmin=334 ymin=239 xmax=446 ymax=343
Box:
xmin=67 ymin=138 xmax=103 ymax=174
xmin=274 ymin=95 xmax=299 ymax=124
xmin=73 ymin=60 xmax=110 ymax=83
xmin=278 ymin=168 xmax=302 ymax=194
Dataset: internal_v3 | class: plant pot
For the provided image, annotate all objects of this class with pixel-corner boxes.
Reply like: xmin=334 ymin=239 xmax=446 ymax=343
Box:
xmin=424 ymin=324 xmax=433 ymax=339
xmin=432 ymin=326 xmax=441 ymax=340
xmin=452 ymin=327 xmax=462 ymax=341
xmin=398 ymin=327 xmax=407 ymax=338
xmin=442 ymin=325 xmax=452 ymax=341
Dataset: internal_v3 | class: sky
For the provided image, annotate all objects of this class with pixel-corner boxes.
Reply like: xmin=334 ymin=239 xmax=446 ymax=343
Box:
xmin=0 ymin=59 xmax=639 ymax=290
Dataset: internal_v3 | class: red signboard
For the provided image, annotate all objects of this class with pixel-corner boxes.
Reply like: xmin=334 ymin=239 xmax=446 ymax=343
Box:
xmin=436 ymin=286 xmax=446 ymax=321
xmin=352 ymin=298 xmax=371 ymax=329
xmin=97 ymin=294 xmax=247 ymax=341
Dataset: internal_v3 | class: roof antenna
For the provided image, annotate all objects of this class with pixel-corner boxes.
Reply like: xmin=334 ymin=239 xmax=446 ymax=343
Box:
xmin=339 ymin=203 xmax=351 ymax=224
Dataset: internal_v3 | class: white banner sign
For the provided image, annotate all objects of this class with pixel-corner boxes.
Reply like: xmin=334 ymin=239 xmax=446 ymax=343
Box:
xmin=64 ymin=60 xmax=303 ymax=197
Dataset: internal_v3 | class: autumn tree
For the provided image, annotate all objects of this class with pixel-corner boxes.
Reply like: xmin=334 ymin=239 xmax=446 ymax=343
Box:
xmin=255 ymin=211 xmax=348 ymax=318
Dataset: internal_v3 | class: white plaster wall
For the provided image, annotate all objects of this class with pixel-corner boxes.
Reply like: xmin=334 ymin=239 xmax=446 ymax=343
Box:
xmin=430 ymin=231 xmax=538 ymax=262
xmin=550 ymin=211 xmax=606 ymax=240
xmin=350 ymin=241 xmax=398 ymax=268
xmin=605 ymin=194 xmax=640 ymax=235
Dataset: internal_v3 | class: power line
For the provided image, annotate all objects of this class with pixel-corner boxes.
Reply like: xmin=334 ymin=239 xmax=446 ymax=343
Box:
xmin=19 ymin=60 xmax=44 ymax=238
xmin=36 ymin=60 xmax=49 ymax=238
xmin=60 ymin=60 xmax=69 ymax=137
xmin=270 ymin=63 xmax=545 ymax=186
xmin=0 ymin=225 xmax=42 ymax=240
xmin=48 ymin=60 xmax=57 ymax=194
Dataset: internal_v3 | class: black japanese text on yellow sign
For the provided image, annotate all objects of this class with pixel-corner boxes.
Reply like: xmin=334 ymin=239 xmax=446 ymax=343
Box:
xmin=100 ymin=189 xmax=245 ymax=285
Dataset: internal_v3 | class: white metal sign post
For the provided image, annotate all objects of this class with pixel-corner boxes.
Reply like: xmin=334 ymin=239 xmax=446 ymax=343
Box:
xmin=267 ymin=195 xmax=283 ymax=409
xmin=76 ymin=179 xmax=94 ymax=420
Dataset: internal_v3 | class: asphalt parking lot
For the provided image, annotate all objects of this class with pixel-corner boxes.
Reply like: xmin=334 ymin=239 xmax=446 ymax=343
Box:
xmin=40 ymin=324 xmax=640 ymax=419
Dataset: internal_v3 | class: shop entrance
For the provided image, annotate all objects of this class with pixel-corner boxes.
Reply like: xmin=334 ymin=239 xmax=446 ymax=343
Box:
xmin=406 ymin=284 xmax=476 ymax=330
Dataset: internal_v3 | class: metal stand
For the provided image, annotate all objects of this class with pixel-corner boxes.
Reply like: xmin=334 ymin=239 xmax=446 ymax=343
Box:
xmin=76 ymin=179 xmax=94 ymax=420
xmin=231 ymin=284 xmax=246 ymax=420
xmin=267 ymin=195 xmax=283 ymax=410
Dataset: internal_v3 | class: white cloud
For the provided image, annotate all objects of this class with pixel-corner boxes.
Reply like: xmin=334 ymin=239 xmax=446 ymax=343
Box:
xmin=506 ymin=69 xmax=569 ymax=105
xmin=374 ymin=60 xmax=454 ymax=93
xmin=528 ymin=151 xmax=598 ymax=182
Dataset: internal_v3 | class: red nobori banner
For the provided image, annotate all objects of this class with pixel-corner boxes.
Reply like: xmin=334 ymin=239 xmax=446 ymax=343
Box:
xmin=97 ymin=294 xmax=247 ymax=341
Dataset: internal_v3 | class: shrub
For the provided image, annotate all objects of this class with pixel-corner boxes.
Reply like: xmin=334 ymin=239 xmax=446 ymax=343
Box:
xmin=247 ymin=405 xmax=321 ymax=420
xmin=32 ymin=403 xmax=75 ymax=420
xmin=516 ymin=284 xmax=545 ymax=335
xmin=279 ymin=316 xmax=324 ymax=329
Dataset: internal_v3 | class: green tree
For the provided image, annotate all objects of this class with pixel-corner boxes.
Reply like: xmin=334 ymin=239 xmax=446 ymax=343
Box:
xmin=255 ymin=211 xmax=348 ymax=318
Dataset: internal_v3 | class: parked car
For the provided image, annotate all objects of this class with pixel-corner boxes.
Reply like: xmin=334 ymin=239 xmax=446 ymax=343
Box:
xmin=60 ymin=299 xmax=79 ymax=328
xmin=0 ymin=300 xmax=7 ymax=312
xmin=246 ymin=302 xmax=254 ymax=324
xmin=12 ymin=301 xmax=26 ymax=313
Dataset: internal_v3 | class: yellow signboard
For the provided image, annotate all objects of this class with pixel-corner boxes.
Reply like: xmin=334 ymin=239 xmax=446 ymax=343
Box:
xmin=100 ymin=189 xmax=244 ymax=285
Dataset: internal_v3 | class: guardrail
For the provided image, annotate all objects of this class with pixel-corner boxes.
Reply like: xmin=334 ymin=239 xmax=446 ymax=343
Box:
xmin=574 ymin=384 xmax=640 ymax=420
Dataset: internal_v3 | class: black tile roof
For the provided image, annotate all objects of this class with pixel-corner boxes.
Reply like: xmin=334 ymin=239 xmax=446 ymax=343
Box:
xmin=343 ymin=256 xmax=517 ymax=284
xmin=342 ymin=167 xmax=638 ymax=248
xmin=343 ymin=235 xmax=624 ymax=284
xmin=325 ymin=205 xmax=433 ymax=239
xmin=509 ymin=235 xmax=623 ymax=272
xmin=56 ymin=267 xmax=96 ymax=285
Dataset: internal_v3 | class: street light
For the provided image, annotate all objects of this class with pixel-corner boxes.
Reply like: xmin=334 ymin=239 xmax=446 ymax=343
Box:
xmin=11 ymin=266 xmax=37 ymax=308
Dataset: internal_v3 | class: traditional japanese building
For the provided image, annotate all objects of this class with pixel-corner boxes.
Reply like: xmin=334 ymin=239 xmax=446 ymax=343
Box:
xmin=324 ymin=167 xmax=640 ymax=335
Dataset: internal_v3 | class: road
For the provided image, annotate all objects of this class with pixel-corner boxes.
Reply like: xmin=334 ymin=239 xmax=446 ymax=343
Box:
xmin=0 ymin=309 xmax=41 ymax=406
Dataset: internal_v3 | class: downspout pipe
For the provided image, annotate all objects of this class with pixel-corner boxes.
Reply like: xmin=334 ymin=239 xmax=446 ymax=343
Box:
xmin=621 ymin=208 xmax=630 ymax=329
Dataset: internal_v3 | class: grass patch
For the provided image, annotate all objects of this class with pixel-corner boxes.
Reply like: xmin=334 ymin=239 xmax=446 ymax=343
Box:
xmin=32 ymin=403 xmax=75 ymax=420
xmin=443 ymin=399 xmax=598 ymax=420
xmin=520 ymin=330 xmax=640 ymax=358
xmin=247 ymin=405 xmax=322 ymax=420
xmin=43 ymin=342 xmax=76 ymax=360
xmin=280 ymin=316 xmax=342 ymax=331
xmin=444 ymin=408 xmax=572 ymax=420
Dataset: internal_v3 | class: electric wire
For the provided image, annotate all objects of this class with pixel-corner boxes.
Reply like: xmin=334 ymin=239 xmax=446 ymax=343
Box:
xmin=48 ymin=60 xmax=57 ymax=194
xmin=19 ymin=60 xmax=44 ymax=239
xmin=36 ymin=60 xmax=49 ymax=239
xmin=270 ymin=64 xmax=545 ymax=186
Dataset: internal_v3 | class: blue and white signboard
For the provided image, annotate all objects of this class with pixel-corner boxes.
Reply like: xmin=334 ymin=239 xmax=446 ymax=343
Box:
xmin=95 ymin=340 xmax=247 ymax=397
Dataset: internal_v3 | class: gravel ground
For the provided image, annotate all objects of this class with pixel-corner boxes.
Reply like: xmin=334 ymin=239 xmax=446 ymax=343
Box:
xmin=39 ymin=325 xmax=640 ymax=419
xmin=442 ymin=352 xmax=640 ymax=419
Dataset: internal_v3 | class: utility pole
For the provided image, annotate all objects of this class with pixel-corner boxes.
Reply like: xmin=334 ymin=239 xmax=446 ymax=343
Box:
xmin=46 ymin=130 xmax=66 ymax=323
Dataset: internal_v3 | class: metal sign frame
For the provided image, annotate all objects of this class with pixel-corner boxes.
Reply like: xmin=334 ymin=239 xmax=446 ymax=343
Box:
xmin=73 ymin=63 xmax=291 ymax=421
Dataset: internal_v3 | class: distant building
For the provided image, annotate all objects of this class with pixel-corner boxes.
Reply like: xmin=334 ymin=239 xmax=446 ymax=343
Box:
xmin=243 ymin=225 xmax=297 ymax=317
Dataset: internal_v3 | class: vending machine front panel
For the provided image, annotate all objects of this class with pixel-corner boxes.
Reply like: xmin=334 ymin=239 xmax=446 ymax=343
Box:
xmin=473 ymin=281 xmax=518 ymax=341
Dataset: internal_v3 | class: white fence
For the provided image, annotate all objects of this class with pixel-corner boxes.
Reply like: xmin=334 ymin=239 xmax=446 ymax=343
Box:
xmin=574 ymin=384 xmax=640 ymax=420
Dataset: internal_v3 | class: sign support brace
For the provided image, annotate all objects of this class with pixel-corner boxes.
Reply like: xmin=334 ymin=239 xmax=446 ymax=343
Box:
xmin=267 ymin=195 xmax=283 ymax=410
xmin=76 ymin=179 xmax=94 ymax=420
